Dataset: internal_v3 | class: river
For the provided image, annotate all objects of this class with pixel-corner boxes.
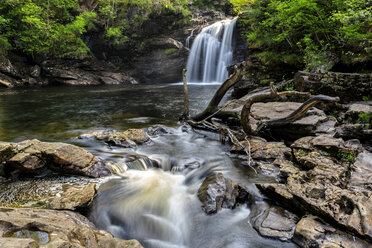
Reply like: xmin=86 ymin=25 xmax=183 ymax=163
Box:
xmin=0 ymin=84 xmax=297 ymax=248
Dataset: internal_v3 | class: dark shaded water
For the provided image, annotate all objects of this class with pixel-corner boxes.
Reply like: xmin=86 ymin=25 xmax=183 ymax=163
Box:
xmin=0 ymin=84 xmax=217 ymax=142
xmin=0 ymin=84 xmax=297 ymax=248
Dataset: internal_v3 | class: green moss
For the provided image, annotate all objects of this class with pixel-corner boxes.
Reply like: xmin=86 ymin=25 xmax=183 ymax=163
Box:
xmin=337 ymin=151 xmax=356 ymax=163
xmin=164 ymin=48 xmax=178 ymax=54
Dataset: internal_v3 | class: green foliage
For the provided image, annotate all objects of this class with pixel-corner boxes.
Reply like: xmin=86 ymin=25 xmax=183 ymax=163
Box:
xmin=0 ymin=0 xmax=96 ymax=58
xmin=233 ymin=0 xmax=372 ymax=70
xmin=337 ymin=151 xmax=356 ymax=163
xmin=356 ymin=113 xmax=371 ymax=125
xmin=97 ymin=0 xmax=191 ymax=46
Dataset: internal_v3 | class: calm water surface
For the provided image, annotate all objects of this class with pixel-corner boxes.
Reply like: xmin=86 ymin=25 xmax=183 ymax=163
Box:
xmin=0 ymin=84 xmax=217 ymax=142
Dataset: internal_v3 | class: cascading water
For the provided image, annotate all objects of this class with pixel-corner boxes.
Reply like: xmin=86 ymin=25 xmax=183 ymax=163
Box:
xmin=89 ymin=127 xmax=297 ymax=248
xmin=186 ymin=18 xmax=237 ymax=83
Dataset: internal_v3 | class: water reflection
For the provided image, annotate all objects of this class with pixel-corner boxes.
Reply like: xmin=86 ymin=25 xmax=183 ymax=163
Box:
xmin=0 ymin=84 xmax=219 ymax=142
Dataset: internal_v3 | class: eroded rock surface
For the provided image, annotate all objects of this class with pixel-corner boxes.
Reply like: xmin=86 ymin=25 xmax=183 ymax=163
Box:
xmin=0 ymin=140 xmax=111 ymax=178
xmin=198 ymin=173 xmax=252 ymax=214
xmin=293 ymin=215 xmax=370 ymax=248
xmin=0 ymin=207 xmax=143 ymax=248
xmin=257 ymin=135 xmax=372 ymax=242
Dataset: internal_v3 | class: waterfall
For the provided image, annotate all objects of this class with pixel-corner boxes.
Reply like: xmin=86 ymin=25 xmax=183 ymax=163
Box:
xmin=186 ymin=18 xmax=237 ymax=84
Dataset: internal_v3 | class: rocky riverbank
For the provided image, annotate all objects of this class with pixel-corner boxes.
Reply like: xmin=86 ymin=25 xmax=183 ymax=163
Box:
xmin=0 ymin=99 xmax=371 ymax=247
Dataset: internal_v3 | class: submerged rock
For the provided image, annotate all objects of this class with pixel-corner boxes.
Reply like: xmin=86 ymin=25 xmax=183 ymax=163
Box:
xmin=256 ymin=135 xmax=372 ymax=243
xmin=79 ymin=128 xmax=149 ymax=148
xmin=293 ymin=215 xmax=370 ymax=248
xmin=198 ymin=173 xmax=252 ymax=214
xmin=0 ymin=140 xmax=111 ymax=178
xmin=0 ymin=207 xmax=143 ymax=248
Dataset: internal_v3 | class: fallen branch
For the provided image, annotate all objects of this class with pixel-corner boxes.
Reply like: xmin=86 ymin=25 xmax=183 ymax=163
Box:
xmin=182 ymin=68 xmax=189 ymax=119
xmin=192 ymin=61 xmax=248 ymax=121
xmin=241 ymin=82 xmax=340 ymax=135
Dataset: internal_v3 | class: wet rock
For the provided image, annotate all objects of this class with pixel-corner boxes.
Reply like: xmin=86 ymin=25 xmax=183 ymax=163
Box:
xmin=49 ymin=184 xmax=96 ymax=210
xmin=80 ymin=128 xmax=149 ymax=148
xmin=0 ymin=56 xmax=20 ymax=78
xmin=293 ymin=215 xmax=370 ymax=248
xmin=198 ymin=173 xmax=252 ymax=214
xmin=0 ymin=207 xmax=143 ymax=248
xmin=257 ymin=136 xmax=372 ymax=242
xmin=146 ymin=125 xmax=172 ymax=137
xmin=251 ymin=205 xmax=299 ymax=241
xmin=0 ymin=140 xmax=111 ymax=178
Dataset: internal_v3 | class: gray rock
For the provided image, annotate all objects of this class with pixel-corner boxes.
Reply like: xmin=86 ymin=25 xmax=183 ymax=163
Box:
xmin=198 ymin=173 xmax=252 ymax=214
xmin=30 ymin=65 xmax=41 ymax=78
xmin=251 ymin=205 xmax=299 ymax=241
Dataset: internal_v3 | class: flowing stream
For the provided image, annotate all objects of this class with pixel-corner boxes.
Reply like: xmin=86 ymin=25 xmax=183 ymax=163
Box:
xmin=186 ymin=18 xmax=237 ymax=83
xmin=0 ymin=84 xmax=297 ymax=247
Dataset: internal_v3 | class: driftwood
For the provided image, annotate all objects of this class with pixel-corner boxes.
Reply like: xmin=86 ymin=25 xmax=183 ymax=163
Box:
xmin=192 ymin=61 xmax=248 ymax=121
xmin=240 ymin=82 xmax=340 ymax=135
xmin=181 ymin=61 xmax=340 ymax=173
xmin=182 ymin=68 xmax=189 ymax=119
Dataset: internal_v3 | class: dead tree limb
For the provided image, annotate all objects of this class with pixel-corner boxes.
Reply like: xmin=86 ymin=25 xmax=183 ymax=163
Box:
xmin=192 ymin=61 xmax=248 ymax=121
xmin=182 ymin=68 xmax=189 ymax=119
xmin=241 ymin=83 xmax=340 ymax=135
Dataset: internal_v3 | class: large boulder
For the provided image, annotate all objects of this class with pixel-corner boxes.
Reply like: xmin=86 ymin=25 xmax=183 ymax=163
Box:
xmin=256 ymin=135 xmax=372 ymax=243
xmin=0 ymin=140 xmax=111 ymax=178
xmin=197 ymin=173 xmax=252 ymax=214
xmin=0 ymin=207 xmax=143 ymax=248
